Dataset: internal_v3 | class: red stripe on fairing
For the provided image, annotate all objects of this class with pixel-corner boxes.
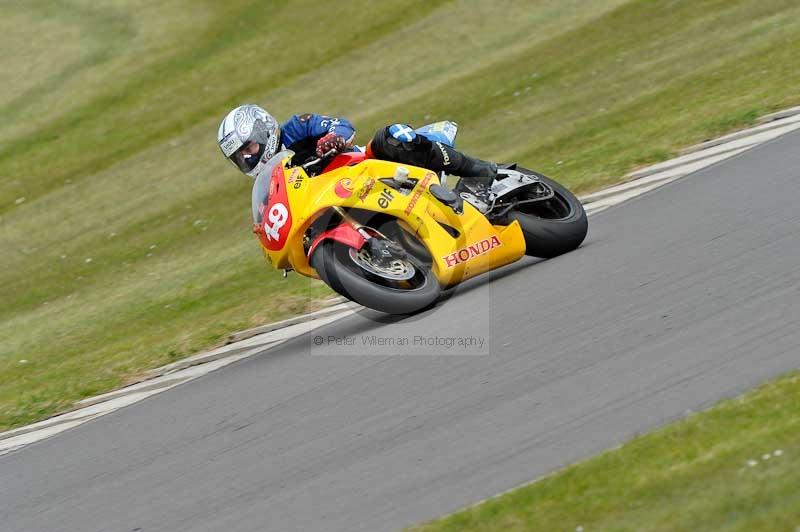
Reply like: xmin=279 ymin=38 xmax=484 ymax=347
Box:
xmin=323 ymin=151 xmax=368 ymax=173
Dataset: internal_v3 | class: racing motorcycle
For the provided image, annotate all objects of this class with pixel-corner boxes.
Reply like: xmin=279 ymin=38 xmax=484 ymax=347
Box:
xmin=252 ymin=122 xmax=587 ymax=314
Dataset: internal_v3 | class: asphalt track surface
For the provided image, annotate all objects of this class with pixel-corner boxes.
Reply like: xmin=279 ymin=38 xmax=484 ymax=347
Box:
xmin=3 ymin=131 xmax=800 ymax=532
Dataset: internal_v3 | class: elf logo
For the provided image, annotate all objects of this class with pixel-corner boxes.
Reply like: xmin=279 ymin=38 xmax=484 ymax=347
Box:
xmin=443 ymin=236 xmax=502 ymax=268
xmin=288 ymin=169 xmax=304 ymax=189
xmin=378 ymin=188 xmax=394 ymax=209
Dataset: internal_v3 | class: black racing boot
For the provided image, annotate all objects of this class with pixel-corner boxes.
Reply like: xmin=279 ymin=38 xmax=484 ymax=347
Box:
xmin=455 ymin=156 xmax=498 ymax=213
xmin=458 ymin=158 xmax=498 ymax=188
xmin=429 ymin=141 xmax=498 ymax=182
xmin=428 ymin=141 xmax=498 ymax=205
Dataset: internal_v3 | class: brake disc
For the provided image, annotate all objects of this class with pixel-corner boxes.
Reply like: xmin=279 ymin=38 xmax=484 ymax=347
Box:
xmin=348 ymin=247 xmax=416 ymax=281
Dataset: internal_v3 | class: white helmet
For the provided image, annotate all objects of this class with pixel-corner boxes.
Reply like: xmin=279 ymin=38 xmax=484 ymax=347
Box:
xmin=217 ymin=104 xmax=281 ymax=178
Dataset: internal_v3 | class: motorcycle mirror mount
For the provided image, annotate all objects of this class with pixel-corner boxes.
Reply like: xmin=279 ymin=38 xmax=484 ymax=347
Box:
xmin=393 ymin=166 xmax=410 ymax=185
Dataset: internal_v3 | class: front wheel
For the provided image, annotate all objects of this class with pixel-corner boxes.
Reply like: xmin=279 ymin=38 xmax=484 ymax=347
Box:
xmin=506 ymin=169 xmax=588 ymax=258
xmin=310 ymin=238 xmax=441 ymax=315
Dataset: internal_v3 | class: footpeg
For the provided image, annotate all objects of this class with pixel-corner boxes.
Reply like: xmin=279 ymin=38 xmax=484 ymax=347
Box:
xmin=496 ymin=168 xmax=539 ymax=183
xmin=459 ymin=191 xmax=490 ymax=214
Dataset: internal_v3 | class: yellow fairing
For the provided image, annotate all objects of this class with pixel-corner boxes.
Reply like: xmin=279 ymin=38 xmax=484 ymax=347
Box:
xmin=261 ymin=158 xmax=527 ymax=286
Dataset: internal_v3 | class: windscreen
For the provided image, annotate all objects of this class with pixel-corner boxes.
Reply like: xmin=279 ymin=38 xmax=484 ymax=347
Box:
xmin=251 ymin=150 xmax=294 ymax=223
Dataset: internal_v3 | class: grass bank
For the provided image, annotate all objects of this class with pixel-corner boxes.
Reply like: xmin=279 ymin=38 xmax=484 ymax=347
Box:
xmin=412 ymin=371 xmax=800 ymax=531
xmin=2 ymin=0 xmax=799 ymax=431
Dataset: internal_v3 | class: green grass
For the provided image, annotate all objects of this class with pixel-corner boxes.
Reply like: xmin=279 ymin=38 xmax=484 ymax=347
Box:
xmin=1 ymin=0 xmax=799 ymax=434
xmin=412 ymin=371 xmax=800 ymax=532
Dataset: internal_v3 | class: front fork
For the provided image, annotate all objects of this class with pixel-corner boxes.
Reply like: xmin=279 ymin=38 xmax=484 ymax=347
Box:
xmin=332 ymin=206 xmax=374 ymax=241
xmin=305 ymin=206 xmax=377 ymax=261
xmin=331 ymin=207 xmax=406 ymax=266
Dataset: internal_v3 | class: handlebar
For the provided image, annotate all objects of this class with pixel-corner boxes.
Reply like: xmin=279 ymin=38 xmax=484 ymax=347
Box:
xmin=300 ymin=149 xmax=338 ymax=170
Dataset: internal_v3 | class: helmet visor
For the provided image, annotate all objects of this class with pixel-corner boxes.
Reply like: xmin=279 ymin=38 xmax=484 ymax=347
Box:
xmin=231 ymin=141 xmax=266 ymax=173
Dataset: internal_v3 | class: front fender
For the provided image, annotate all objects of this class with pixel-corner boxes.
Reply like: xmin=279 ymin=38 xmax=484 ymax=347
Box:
xmin=307 ymin=224 xmax=366 ymax=260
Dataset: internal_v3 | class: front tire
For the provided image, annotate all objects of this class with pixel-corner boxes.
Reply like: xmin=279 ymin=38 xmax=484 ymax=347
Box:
xmin=310 ymin=240 xmax=441 ymax=314
xmin=506 ymin=169 xmax=588 ymax=258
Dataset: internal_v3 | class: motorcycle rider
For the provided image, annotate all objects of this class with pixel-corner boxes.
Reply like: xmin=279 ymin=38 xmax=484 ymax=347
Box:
xmin=217 ymin=104 xmax=498 ymax=194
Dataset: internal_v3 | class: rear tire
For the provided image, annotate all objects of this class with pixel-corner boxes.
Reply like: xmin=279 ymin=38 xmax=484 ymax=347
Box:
xmin=310 ymin=240 xmax=441 ymax=315
xmin=506 ymin=169 xmax=588 ymax=258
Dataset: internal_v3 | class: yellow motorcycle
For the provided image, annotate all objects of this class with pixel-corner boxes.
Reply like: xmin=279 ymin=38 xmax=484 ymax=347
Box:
xmin=251 ymin=123 xmax=587 ymax=314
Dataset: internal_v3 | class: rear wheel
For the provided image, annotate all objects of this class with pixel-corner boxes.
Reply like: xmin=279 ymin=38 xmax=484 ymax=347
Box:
xmin=310 ymin=226 xmax=441 ymax=314
xmin=506 ymin=169 xmax=587 ymax=258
